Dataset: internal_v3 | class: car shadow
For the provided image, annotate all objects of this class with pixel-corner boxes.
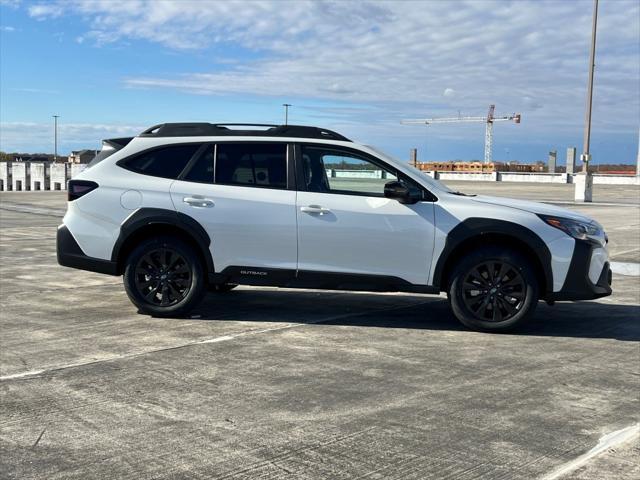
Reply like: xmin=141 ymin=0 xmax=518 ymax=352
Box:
xmin=186 ymin=288 xmax=640 ymax=342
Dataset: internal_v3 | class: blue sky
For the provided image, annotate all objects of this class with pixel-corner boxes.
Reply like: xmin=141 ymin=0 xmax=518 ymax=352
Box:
xmin=1 ymin=0 xmax=638 ymax=165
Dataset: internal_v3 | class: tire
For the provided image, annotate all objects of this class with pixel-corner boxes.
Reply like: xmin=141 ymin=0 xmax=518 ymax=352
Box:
xmin=208 ymin=283 xmax=238 ymax=293
xmin=123 ymin=235 xmax=206 ymax=317
xmin=448 ymin=246 xmax=539 ymax=332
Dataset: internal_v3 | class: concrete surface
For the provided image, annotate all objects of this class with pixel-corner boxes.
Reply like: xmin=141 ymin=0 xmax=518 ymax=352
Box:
xmin=564 ymin=436 xmax=639 ymax=480
xmin=1 ymin=185 xmax=638 ymax=479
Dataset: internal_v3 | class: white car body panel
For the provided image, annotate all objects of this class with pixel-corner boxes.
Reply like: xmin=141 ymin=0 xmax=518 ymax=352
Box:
xmin=545 ymin=236 xmax=577 ymax=291
xmin=170 ymin=181 xmax=298 ymax=271
xmin=296 ymin=191 xmax=435 ymax=284
xmin=589 ymin=246 xmax=609 ymax=284
xmin=68 ymin=163 xmax=176 ymax=260
xmin=429 ymin=196 xmax=574 ymax=291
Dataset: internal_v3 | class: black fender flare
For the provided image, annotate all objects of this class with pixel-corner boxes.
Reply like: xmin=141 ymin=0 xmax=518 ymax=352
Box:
xmin=111 ymin=208 xmax=214 ymax=274
xmin=431 ymin=218 xmax=553 ymax=294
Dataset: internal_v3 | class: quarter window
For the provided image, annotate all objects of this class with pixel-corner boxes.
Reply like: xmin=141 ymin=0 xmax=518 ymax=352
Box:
xmin=302 ymin=146 xmax=397 ymax=196
xmin=215 ymin=143 xmax=287 ymax=189
xmin=120 ymin=144 xmax=200 ymax=179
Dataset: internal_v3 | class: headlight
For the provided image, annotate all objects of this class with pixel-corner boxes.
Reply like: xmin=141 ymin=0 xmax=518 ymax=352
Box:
xmin=538 ymin=214 xmax=605 ymax=245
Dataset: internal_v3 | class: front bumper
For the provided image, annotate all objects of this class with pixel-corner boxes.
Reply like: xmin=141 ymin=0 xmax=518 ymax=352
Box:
xmin=57 ymin=224 xmax=119 ymax=275
xmin=546 ymin=239 xmax=612 ymax=301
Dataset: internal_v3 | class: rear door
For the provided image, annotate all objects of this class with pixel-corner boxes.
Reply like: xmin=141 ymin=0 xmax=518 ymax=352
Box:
xmin=295 ymin=144 xmax=436 ymax=285
xmin=170 ymin=142 xmax=298 ymax=275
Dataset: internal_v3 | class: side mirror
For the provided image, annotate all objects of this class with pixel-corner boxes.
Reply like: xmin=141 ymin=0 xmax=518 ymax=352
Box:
xmin=384 ymin=180 xmax=422 ymax=204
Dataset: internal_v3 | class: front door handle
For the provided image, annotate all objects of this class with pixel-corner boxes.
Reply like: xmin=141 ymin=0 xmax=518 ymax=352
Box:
xmin=183 ymin=196 xmax=215 ymax=208
xmin=300 ymin=205 xmax=331 ymax=215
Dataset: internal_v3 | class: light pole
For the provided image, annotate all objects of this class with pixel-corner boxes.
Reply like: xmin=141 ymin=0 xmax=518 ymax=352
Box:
xmin=576 ymin=0 xmax=598 ymax=202
xmin=53 ymin=115 xmax=59 ymax=163
xmin=282 ymin=104 xmax=291 ymax=125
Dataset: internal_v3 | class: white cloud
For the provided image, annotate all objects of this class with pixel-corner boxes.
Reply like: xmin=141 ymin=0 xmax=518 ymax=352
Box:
xmin=0 ymin=0 xmax=21 ymax=8
xmin=10 ymin=87 xmax=59 ymax=94
xmin=28 ymin=3 xmax=63 ymax=20
xmin=0 ymin=122 xmax=145 ymax=153
xmin=11 ymin=0 xmax=640 ymax=143
xmin=1 ymin=26 xmax=17 ymax=32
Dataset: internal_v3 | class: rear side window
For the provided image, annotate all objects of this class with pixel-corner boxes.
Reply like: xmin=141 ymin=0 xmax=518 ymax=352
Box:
xmin=120 ymin=144 xmax=200 ymax=179
xmin=216 ymin=143 xmax=287 ymax=189
xmin=183 ymin=146 xmax=214 ymax=184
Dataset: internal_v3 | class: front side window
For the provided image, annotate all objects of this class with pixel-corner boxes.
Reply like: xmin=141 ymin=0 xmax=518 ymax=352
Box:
xmin=120 ymin=144 xmax=200 ymax=179
xmin=302 ymin=146 xmax=397 ymax=196
xmin=215 ymin=143 xmax=287 ymax=189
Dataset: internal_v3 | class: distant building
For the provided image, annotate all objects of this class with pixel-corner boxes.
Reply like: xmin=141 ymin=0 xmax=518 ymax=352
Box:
xmin=12 ymin=155 xmax=53 ymax=163
xmin=413 ymin=160 xmax=547 ymax=173
xmin=68 ymin=150 xmax=98 ymax=164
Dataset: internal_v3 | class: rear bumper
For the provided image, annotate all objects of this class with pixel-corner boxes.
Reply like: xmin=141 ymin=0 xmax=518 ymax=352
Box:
xmin=57 ymin=224 xmax=119 ymax=275
xmin=545 ymin=239 xmax=612 ymax=301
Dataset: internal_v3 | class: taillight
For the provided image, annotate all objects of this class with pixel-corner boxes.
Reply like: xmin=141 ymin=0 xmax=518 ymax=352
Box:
xmin=68 ymin=180 xmax=99 ymax=201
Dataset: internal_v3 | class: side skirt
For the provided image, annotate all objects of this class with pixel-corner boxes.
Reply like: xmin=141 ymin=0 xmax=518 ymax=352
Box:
xmin=211 ymin=266 xmax=440 ymax=294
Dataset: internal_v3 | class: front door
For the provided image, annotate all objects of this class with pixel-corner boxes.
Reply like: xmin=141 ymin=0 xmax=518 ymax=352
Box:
xmin=171 ymin=142 xmax=298 ymax=275
xmin=295 ymin=145 xmax=435 ymax=286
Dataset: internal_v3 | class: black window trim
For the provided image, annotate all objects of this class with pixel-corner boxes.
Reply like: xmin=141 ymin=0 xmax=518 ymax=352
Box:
xmin=295 ymin=142 xmax=437 ymax=201
xmin=177 ymin=143 xmax=211 ymax=183
xmin=211 ymin=140 xmax=291 ymax=192
xmin=116 ymin=141 xmax=205 ymax=180
xmin=119 ymin=141 xmax=294 ymax=191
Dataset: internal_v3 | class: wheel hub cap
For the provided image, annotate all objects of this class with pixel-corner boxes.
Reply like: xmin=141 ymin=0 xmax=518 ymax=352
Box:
xmin=461 ymin=260 xmax=526 ymax=323
xmin=134 ymin=247 xmax=192 ymax=307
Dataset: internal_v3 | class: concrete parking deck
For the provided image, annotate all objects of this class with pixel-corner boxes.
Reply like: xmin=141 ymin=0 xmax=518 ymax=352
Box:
xmin=1 ymin=183 xmax=638 ymax=479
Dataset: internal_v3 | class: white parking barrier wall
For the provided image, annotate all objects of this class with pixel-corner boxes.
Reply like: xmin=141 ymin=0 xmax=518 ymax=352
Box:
xmin=498 ymin=172 xmax=569 ymax=183
xmin=30 ymin=162 xmax=50 ymax=191
xmin=0 ymin=162 xmax=12 ymax=191
xmin=592 ymin=174 xmax=640 ymax=186
xmin=437 ymin=171 xmax=498 ymax=182
xmin=11 ymin=162 xmax=30 ymax=191
xmin=50 ymin=163 xmax=68 ymax=190
xmin=70 ymin=164 xmax=87 ymax=178
xmin=420 ymin=171 xmax=638 ymax=186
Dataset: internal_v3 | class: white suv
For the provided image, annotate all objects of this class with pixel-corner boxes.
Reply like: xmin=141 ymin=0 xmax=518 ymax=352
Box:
xmin=57 ymin=123 xmax=612 ymax=331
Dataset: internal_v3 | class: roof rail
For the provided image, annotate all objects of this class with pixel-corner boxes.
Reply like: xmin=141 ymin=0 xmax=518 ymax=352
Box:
xmin=138 ymin=123 xmax=351 ymax=142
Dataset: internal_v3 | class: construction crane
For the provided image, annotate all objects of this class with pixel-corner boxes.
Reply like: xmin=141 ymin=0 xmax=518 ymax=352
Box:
xmin=401 ymin=105 xmax=521 ymax=163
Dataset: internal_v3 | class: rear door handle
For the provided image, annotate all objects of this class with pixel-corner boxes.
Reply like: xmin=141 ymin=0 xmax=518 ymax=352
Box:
xmin=183 ymin=196 xmax=215 ymax=208
xmin=300 ymin=205 xmax=331 ymax=215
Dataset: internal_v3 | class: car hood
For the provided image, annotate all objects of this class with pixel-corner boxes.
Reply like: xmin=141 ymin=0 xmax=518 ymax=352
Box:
xmin=468 ymin=195 xmax=595 ymax=224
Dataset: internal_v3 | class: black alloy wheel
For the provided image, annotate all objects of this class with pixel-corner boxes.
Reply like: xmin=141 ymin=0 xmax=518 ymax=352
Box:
xmin=448 ymin=246 xmax=538 ymax=332
xmin=134 ymin=248 xmax=192 ymax=307
xmin=123 ymin=235 xmax=206 ymax=317
xmin=461 ymin=260 xmax=525 ymax=323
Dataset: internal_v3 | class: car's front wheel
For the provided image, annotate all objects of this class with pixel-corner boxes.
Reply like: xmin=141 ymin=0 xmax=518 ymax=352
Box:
xmin=448 ymin=246 xmax=539 ymax=332
xmin=123 ymin=235 xmax=205 ymax=317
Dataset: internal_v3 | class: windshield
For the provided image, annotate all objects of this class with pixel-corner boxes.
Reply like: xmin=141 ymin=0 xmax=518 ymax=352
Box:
xmin=364 ymin=146 xmax=456 ymax=193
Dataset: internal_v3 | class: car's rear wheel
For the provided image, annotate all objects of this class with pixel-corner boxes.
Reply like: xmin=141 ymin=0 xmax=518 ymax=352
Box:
xmin=123 ymin=235 xmax=205 ymax=317
xmin=448 ymin=246 xmax=538 ymax=332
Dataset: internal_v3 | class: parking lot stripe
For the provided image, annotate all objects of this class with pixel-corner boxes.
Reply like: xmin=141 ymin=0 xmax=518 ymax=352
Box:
xmin=0 ymin=203 xmax=66 ymax=217
xmin=540 ymin=423 xmax=640 ymax=480
xmin=0 ymin=300 xmax=431 ymax=382
xmin=610 ymin=261 xmax=640 ymax=277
